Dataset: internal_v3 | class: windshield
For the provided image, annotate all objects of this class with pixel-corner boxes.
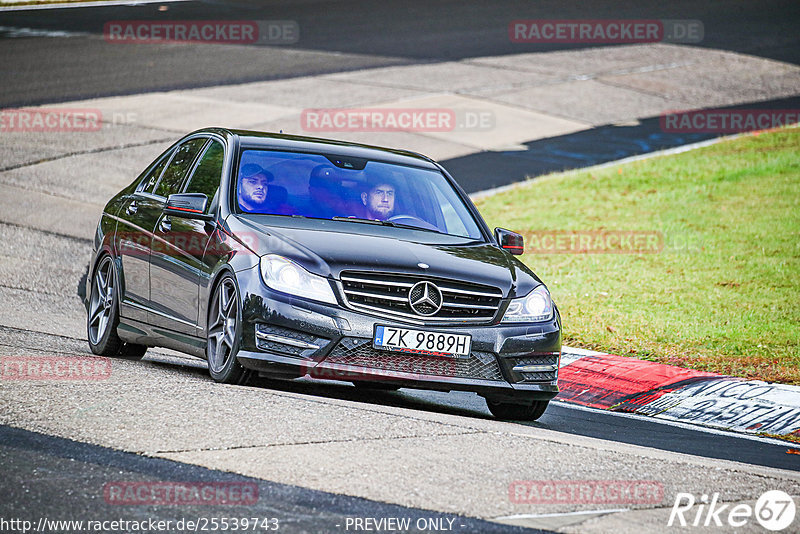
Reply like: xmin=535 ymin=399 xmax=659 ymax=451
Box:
xmin=235 ymin=149 xmax=483 ymax=239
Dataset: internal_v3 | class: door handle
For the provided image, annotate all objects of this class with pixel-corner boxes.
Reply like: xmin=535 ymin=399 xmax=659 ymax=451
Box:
xmin=126 ymin=201 xmax=138 ymax=215
xmin=160 ymin=217 xmax=171 ymax=232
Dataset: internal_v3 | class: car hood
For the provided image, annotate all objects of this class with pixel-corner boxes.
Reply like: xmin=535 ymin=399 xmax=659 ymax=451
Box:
xmin=229 ymin=216 xmax=541 ymax=298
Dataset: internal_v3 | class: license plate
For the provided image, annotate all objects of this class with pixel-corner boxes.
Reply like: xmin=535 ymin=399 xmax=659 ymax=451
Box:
xmin=373 ymin=326 xmax=471 ymax=358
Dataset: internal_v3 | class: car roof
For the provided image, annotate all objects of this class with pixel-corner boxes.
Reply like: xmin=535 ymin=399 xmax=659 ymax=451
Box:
xmin=194 ymin=127 xmax=440 ymax=170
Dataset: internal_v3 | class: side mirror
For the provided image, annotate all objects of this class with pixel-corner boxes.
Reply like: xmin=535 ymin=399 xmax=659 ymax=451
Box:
xmin=495 ymin=227 xmax=524 ymax=255
xmin=164 ymin=193 xmax=213 ymax=220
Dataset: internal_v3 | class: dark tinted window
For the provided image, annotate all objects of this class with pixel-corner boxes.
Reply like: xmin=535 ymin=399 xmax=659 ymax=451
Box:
xmin=154 ymin=138 xmax=206 ymax=198
xmin=140 ymin=155 xmax=169 ymax=193
xmin=236 ymin=149 xmax=482 ymax=238
xmin=184 ymin=140 xmax=224 ymax=212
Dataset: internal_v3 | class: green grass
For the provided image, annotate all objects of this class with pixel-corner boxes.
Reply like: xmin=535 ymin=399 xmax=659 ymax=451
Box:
xmin=475 ymin=128 xmax=800 ymax=384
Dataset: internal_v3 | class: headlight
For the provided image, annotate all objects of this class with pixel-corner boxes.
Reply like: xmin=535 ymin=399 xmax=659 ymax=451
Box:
xmin=259 ymin=254 xmax=337 ymax=305
xmin=502 ymin=285 xmax=554 ymax=323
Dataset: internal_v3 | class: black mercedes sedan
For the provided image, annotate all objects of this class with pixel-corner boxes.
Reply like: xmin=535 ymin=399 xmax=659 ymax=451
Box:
xmin=85 ymin=128 xmax=561 ymax=420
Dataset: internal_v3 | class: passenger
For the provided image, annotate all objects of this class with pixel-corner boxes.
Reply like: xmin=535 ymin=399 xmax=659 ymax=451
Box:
xmin=238 ymin=163 xmax=291 ymax=214
xmin=361 ymin=181 xmax=396 ymax=221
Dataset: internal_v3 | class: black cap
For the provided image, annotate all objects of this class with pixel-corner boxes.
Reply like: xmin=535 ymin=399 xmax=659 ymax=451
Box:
xmin=240 ymin=163 xmax=273 ymax=182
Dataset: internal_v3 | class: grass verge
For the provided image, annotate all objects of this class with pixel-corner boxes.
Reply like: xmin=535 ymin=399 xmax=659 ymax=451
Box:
xmin=475 ymin=128 xmax=800 ymax=384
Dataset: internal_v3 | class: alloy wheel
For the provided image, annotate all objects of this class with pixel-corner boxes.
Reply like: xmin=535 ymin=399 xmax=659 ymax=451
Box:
xmin=207 ymin=276 xmax=240 ymax=374
xmin=88 ymin=256 xmax=115 ymax=345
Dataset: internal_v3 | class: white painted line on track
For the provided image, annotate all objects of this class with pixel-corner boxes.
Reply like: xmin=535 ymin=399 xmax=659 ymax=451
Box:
xmin=552 ymin=399 xmax=799 ymax=449
xmin=0 ymin=24 xmax=88 ymax=37
xmin=0 ymin=0 xmax=191 ymax=12
xmin=495 ymin=508 xmax=630 ymax=520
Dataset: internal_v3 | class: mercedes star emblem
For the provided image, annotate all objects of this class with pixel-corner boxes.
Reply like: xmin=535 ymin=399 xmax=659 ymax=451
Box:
xmin=408 ymin=281 xmax=443 ymax=316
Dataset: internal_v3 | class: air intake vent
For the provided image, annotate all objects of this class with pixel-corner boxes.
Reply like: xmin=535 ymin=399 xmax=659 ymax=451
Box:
xmin=324 ymin=337 xmax=504 ymax=381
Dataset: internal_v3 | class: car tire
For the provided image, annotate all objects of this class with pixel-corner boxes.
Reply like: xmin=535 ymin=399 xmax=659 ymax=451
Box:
xmin=206 ymin=273 xmax=252 ymax=385
xmin=486 ymin=399 xmax=549 ymax=421
xmin=87 ymin=255 xmax=147 ymax=360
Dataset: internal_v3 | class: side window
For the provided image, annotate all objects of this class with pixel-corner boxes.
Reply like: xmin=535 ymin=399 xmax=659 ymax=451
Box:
xmin=154 ymin=138 xmax=206 ymax=198
xmin=184 ymin=140 xmax=224 ymax=213
xmin=140 ymin=154 xmax=170 ymax=194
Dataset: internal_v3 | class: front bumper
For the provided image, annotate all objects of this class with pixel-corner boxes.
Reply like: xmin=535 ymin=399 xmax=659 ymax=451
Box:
xmin=235 ymin=275 xmax=561 ymax=402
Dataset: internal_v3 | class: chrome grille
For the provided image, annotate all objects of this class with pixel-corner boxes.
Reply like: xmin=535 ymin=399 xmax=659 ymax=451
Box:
xmin=339 ymin=271 xmax=503 ymax=323
xmin=323 ymin=337 xmax=504 ymax=381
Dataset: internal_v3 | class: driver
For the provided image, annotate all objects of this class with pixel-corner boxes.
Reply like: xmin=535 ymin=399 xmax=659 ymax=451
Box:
xmin=361 ymin=181 xmax=396 ymax=221
xmin=238 ymin=163 xmax=291 ymax=214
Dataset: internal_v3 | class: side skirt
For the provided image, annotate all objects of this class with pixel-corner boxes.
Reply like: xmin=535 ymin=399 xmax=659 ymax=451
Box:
xmin=117 ymin=318 xmax=206 ymax=359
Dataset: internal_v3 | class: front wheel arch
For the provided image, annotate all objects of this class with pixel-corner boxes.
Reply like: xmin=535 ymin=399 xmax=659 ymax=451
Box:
xmin=201 ymin=264 xmax=238 ymax=338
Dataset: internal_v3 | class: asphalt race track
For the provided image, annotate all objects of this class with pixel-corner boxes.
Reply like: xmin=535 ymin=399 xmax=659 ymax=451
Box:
xmin=3 ymin=1 xmax=799 ymax=190
xmin=2 ymin=425 xmax=541 ymax=534
xmin=1 ymin=0 xmax=799 ymax=107
xmin=0 ymin=2 xmax=799 ymax=533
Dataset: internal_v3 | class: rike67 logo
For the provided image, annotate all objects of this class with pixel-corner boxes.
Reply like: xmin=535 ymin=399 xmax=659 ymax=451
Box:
xmin=669 ymin=490 xmax=796 ymax=531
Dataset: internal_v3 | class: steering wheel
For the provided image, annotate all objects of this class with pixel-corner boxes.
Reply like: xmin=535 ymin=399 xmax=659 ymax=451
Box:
xmin=388 ymin=214 xmax=439 ymax=231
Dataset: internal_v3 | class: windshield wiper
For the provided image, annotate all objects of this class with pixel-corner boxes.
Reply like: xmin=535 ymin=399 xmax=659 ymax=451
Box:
xmin=332 ymin=217 xmax=449 ymax=236
xmin=243 ymin=212 xmax=308 ymax=219
xmin=388 ymin=222 xmax=447 ymax=235
xmin=332 ymin=216 xmax=397 ymax=227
